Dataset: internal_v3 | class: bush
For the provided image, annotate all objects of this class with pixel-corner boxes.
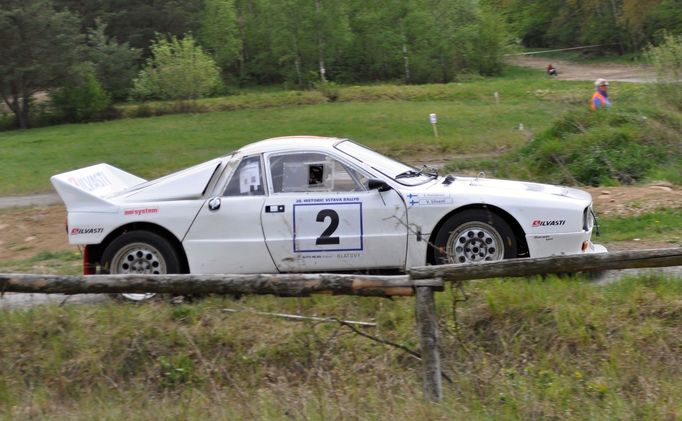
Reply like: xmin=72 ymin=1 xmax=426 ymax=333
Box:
xmin=647 ymin=33 xmax=682 ymax=111
xmin=313 ymin=80 xmax=340 ymax=102
xmin=497 ymin=108 xmax=682 ymax=186
xmin=51 ymin=62 xmax=111 ymax=123
xmin=131 ymin=33 xmax=223 ymax=101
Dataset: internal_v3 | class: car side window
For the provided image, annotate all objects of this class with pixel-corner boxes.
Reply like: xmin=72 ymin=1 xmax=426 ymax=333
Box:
xmin=223 ymin=156 xmax=265 ymax=196
xmin=269 ymin=153 xmax=367 ymax=193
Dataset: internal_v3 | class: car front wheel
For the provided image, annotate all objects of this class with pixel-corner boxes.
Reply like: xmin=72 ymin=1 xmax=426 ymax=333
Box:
xmin=100 ymin=231 xmax=181 ymax=301
xmin=433 ymin=209 xmax=517 ymax=265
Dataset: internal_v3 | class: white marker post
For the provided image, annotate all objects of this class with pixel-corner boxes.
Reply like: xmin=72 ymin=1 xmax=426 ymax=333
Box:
xmin=429 ymin=113 xmax=438 ymax=137
xmin=494 ymin=91 xmax=500 ymax=104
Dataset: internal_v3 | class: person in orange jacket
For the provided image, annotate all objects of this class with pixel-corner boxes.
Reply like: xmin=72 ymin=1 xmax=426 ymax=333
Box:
xmin=591 ymin=78 xmax=611 ymax=110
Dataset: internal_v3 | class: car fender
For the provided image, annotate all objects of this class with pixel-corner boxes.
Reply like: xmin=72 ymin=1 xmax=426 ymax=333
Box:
xmin=66 ymin=200 xmax=207 ymax=246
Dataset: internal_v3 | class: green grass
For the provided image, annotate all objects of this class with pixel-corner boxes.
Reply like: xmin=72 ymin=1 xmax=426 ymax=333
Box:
xmin=1 ymin=67 xmax=622 ymax=195
xmin=0 ymin=275 xmax=680 ymax=419
xmin=0 ymin=250 xmax=81 ymax=275
xmin=598 ymin=208 xmax=682 ymax=244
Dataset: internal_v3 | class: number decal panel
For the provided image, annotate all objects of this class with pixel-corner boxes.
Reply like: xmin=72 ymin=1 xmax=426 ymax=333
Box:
xmin=293 ymin=203 xmax=363 ymax=252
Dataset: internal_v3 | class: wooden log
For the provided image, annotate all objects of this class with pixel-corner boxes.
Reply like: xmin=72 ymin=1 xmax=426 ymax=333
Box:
xmin=415 ymin=286 xmax=442 ymax=402
xmin=409 ymin=248 xmax=682 ymax=281
xmin=0 ymin=273 xmax=443 ymax=297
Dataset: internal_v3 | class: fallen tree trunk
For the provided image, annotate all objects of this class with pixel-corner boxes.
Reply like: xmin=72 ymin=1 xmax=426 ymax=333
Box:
xmin=409 ymin=248 xmax=682 ymax=281
xmin=0 ymin=273 xmax=443 ymax=297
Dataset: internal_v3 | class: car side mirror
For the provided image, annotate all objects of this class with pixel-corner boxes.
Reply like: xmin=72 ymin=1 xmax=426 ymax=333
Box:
xmin=368 ymin=179 xmax=392 ymax=192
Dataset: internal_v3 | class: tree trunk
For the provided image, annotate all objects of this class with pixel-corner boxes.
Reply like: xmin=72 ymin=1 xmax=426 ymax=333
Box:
xmin=295 ymin=55 xmax=302 ymax=88
xmin=11 ymin=76 xmax=31 ymax=129
xmin=19 ymin=92 xmax=30 ymax=129
xmin=607 ymin=0 xmax=626 ymax=54
xmin=314 ymin=0 xmax=326 ymax=83
xmin=409 ymin=248 xmax=682 ymax=281
xmin=0 ymin=273 xmax=443 ymax=296
xmin=0 ymin=91 xmax=18 ymax=123
xmin=401 ymin=20 xmax=410 ymax=83
xmin=236 ymin=5 xmax=247 ymax=81
xmin=293 ymin=37 xmax=303 ymax=88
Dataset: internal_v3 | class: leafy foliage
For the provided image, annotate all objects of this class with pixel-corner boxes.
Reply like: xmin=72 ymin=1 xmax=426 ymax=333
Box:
xmin=131 ymin=34 xmax=223 ymax=101
xmin=0 ymin=0 xmax=81 ymax=128
xmin=489 ymin=0 xmax=682 ymax=52
xmin=647 ymin=32 xmax=682 ymax=111
xmin=198 ymin=0 xmax=241 ymax=79
xmin=85 ymin=21 xmax=141 ymax=101
xmin=54 ymin=0 xmax=205 ymax=51
xmin=51 ymin=62 xmax=111 ymax=123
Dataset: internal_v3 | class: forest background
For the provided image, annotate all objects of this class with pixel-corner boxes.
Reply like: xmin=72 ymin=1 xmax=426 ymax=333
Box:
xmin=1 ymin=0 xmax=682 ymax=129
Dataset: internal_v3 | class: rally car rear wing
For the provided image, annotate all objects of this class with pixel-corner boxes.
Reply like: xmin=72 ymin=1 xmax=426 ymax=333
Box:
xmin=50 ymin=164 xmax=146 ymax=212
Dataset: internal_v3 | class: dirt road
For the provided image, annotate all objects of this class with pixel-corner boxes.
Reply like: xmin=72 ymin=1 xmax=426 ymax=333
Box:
xmin=507 ymin=55 xmax=656 ymax=83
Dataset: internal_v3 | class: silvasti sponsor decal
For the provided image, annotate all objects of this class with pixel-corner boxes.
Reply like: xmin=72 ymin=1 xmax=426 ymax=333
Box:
xmin=70 ymin=227 xmax=104 ymax=235
xmin=124 ymin=207 xmax=160 ymax=216
xmin=67 ymin=171 xmax=112 ymax=192
xmin=531 ymin=219 xmax=566 ymax=227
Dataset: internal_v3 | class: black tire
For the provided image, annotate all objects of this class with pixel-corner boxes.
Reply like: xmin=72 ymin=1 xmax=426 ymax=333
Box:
xmin=100 ymin=231 xmax=181 ymax=302
xmin=433 ymin=209 xmax=517 ymax=265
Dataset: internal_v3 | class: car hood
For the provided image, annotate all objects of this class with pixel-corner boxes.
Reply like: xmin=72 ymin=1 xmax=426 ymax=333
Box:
xmin=428 ymin=176 xmax=592 ymax=203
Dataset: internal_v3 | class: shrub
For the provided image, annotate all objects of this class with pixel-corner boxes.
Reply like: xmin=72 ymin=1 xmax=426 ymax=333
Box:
xmin=51 ymin=62 xmax=111 ymax=123
xmin=131 ymin=33 xmax=223 ymax=101
xmin=647 ymin=33 xmax=682 ymax=111
xmin=497 ymin=108 xmax=682 ymax=186
xmin=313 ymin=80 xmax=340 ymax=102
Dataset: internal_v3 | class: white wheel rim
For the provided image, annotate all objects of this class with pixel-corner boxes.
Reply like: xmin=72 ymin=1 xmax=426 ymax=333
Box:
xmin=110 ymin=241 xmax=165 ymax=301
xmin=445 ymin=221 xmax=504 ymax=264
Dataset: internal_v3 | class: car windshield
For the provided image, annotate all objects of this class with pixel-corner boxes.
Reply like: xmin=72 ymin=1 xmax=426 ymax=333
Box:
xmin=334 ymin=140 xmax=436 ymax=186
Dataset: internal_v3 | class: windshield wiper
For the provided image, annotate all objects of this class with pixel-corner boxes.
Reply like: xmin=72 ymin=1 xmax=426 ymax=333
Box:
xmin=395 ymin=165 xmax=439 ymax=180
xmin=395 ymin=169 xmax=422 ymax=179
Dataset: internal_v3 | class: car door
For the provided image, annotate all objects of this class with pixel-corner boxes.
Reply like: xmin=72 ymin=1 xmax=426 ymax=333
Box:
xmin=183 ymin=155 xmax=278 ymax=274
xmin=261 ymin=151 xmax=408 ymax=272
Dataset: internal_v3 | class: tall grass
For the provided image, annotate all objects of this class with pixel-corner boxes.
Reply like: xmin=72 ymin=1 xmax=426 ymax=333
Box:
xmin=0 ymin=275 xmax=680 ymax=419
xmin=447 ymin=106 xmax=682 ymax=186
xmin=647 ymin=33 xmax=682 ymax=111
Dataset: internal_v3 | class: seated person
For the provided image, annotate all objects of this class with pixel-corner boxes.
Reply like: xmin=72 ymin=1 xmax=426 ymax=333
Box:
xmin=547 ymin=64 xmax=557 ymax=76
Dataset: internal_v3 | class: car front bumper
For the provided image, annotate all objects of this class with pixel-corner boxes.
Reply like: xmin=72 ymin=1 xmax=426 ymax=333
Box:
xmin=526 ymin=231 xmax=607 ymax=258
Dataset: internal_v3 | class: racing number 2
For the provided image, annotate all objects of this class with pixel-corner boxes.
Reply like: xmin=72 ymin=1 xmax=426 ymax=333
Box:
xmin=315 ymin=209 xmax=340 ymax=245
xmin=292 ymin=202 xmax=362 ymax=252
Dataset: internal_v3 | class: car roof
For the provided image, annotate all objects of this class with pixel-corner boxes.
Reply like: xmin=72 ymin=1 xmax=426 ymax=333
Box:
xmin=237 ymin=136 xmax=345 ymax=155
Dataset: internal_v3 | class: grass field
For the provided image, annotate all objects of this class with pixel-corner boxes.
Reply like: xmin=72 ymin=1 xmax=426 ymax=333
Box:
xmin=0 ymin=66 xmax=646 ymax=195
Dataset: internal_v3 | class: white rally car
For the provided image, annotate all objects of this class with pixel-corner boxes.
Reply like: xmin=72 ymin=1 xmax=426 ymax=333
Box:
xmin=52 ymin=136 xmax=606 ymax=287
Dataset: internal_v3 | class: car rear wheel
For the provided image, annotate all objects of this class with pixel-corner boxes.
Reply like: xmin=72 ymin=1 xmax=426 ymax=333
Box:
xmin=100 ymin=231 xmax=180 ymax=302
xmin=433 ymin=209 xmax=517 ymax=265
